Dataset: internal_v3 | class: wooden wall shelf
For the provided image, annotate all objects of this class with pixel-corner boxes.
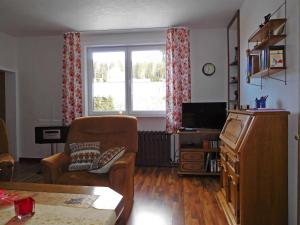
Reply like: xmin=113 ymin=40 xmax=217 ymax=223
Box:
xmin=249 ymin=67 xmax=286 ymax=78
xmin=248 ymin=18 xmax=287 ymax=43
xmin=247 ymin=15 xmax=287 ymax=87
xmin=252 ymin=34 xmax=286 ymax=51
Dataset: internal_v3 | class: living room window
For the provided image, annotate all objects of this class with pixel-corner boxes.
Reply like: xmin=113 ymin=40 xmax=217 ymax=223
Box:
xmin=87 ymin=45 xmax=166 ymax=116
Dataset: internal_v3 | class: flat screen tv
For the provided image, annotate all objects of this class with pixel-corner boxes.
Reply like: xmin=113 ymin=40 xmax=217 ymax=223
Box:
xmin=182 ymin=102 xmax=227 ymax=129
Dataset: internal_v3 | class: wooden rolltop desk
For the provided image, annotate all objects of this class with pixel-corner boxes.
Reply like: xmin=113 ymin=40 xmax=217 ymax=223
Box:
xmin=217 ymin=110 xmax=288 ymax=225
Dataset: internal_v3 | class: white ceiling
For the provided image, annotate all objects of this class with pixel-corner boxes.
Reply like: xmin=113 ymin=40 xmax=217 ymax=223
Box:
xmin=0 ymin=0 xmax=243 ymax=37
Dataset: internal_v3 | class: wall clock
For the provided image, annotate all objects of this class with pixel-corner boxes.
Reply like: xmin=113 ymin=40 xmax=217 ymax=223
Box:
xmin=202 ymin=63 xmax=216 ymax=76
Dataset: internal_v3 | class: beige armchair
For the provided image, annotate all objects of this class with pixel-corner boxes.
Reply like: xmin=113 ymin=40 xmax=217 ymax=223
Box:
xmin=0 ymin=119 xmax=15 ymax=181
xmin=42 ymin=116 xmax=138 ymax=223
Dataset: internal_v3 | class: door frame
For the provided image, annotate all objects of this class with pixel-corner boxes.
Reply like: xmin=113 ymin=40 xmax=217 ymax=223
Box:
xmin=298 ymin=115 xmax=300 ymax=225
xmin=0 ymin=67 xmax=18 ymax=160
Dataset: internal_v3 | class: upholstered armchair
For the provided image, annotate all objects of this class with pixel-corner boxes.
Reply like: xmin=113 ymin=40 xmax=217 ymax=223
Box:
xmin=42 ymin=116 xmax=138 ymax=223
xmin=0 ymin=119 xmax=15 ymax=181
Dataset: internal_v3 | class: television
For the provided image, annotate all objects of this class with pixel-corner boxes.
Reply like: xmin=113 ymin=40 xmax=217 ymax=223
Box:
xmin=182 ymin=102 xmax=227 ymax=129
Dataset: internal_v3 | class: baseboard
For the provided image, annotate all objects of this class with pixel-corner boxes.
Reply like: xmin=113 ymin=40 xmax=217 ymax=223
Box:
xmin=19 ymin=157 xmax=42 ymax=163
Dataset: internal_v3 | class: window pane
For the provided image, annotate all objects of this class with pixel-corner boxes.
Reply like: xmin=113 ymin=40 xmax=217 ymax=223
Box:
xmin=131 ymin=50 xmax=166 ymax=111
xmin=92 ymin=51 xmax=125 ymax=112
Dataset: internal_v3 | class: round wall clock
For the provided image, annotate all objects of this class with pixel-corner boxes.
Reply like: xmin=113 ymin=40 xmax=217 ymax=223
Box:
xmin=202 ymin=63 xmax=216 ymax=76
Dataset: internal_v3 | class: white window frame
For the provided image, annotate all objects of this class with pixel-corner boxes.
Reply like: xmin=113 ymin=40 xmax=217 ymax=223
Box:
xmin=86 ymin=45 xmax=166 ymax=117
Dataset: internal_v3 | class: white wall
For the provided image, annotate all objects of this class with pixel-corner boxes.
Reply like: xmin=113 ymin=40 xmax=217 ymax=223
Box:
xmin=239 ymin=0 xmax=299 ymax=224
xmin=0 ymin=32 xmax=17 ymax=72
xmin=17 ymin=36 xmax=63 ymax=158
xmin=190 ymin=28 xmax=227 ymax=102
xmin=15 ymin=28 xmax=227 ymax=158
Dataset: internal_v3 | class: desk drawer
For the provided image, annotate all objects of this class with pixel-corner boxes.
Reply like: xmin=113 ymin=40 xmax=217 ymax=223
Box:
xmin=180 ymin=151 xmax=205 ymax=162
xmin=180 ymin=162 xmax=205 ymax=172
xmin=227 ymin=162 xmax=240 ymax=223
xmin=227 ymin=151 xmax=239 ymax=173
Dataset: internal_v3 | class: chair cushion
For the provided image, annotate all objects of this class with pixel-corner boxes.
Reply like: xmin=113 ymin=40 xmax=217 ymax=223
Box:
xmin=56 ymin=171 xmax=110 ymax=186
xmin=89 ymin=146 xmax=125 ymax=174
xmin=68 ymin=142 xmax=101 ymax=171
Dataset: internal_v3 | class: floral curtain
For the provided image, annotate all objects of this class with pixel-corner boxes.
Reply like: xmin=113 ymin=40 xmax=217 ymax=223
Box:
xmin=166 ymin=27 xmax=191 ymax=133
xmin=62 ymin=32 xmax=82 ymax=126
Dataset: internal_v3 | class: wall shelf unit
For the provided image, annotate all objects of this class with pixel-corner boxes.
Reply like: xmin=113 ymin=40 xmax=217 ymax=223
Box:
xmin=227 ymin=10 xmax=240 ymax=110
xmin=246 ymin=2 xmax=287 ymax=88
xmin=251 ymin=34 xmax=286 ymax=51
xmin=250 ymin=67 xmax=286 ymax=78
xmin=248 ymin=18 xmax=287 ymax=42
xmin=230 ymin=61 xmax=238 ymax=66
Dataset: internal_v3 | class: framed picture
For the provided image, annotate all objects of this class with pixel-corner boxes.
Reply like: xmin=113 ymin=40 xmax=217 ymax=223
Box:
xmin=269 ymin=45 xmax=285 ymax=68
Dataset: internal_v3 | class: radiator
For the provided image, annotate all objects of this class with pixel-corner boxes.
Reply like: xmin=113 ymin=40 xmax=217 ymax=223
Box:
xmin=136 ymin=131 xmax=171 ymax=167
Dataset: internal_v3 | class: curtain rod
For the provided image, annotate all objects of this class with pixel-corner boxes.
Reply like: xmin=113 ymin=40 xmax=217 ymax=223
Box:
xmin=77 ymin=27 xmax=168 ymax=35
xmin=65 ymin=26 xmax=191 ymax=35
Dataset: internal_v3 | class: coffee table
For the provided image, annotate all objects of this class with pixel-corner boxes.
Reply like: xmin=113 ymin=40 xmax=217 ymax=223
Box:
xmin=0 ymin=182 xmax=124 ymax=225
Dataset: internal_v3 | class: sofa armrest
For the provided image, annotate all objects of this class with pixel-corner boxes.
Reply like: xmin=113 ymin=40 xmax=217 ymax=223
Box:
xmin=41 ymin=152 xmax=70 ymax=184
xmin=109 ymin=152 xmax=135 ymax=192
xmin=109 ymin=152 xmax=136 ymax=222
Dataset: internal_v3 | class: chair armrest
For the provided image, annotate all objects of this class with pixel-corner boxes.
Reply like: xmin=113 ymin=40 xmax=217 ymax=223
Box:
xmin=41 ymin=152 xmax=70 ymax=184
xmin=0 ymin=153 xmax=14 ymax=166
xmin=0 ymin=153 xmax=14 ymax=181
xmin=109 ymin=152 xmax=136 ymax=193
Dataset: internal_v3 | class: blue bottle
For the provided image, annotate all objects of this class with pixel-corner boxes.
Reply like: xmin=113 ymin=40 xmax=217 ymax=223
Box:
xmin=255 ymin=98 xmax=260 ymax=108
xmin=260 ymin=97 xmax=266 ymax=108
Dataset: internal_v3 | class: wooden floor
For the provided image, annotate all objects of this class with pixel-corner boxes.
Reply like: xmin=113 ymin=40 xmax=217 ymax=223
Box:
xmin=12 ymin=162 xmax=228 ymax=225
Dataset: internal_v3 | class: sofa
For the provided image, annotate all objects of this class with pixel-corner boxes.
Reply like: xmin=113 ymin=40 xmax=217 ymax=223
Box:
xmin=41 ymin=116 xmax=138 ymax=223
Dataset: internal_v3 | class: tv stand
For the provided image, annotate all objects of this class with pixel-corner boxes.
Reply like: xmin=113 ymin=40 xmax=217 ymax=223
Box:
xmin=177 ymin=129 xmax=221 ymax=175
xmin=179 ymin=127 xmax=197 ymax=132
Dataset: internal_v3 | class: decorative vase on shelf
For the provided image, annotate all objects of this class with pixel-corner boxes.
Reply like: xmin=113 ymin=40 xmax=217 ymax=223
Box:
xmin=234 ymin=90 xmax=238 ymax=100
xmin=264 ymin=13 xmax=271 ymax=24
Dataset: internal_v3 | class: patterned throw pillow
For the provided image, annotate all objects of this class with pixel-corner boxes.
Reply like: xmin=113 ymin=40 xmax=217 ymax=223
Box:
xmin=68 ymin=142 xmax=101 ymax=171
xmin=89 ymin=146 xmax=126 ymax=174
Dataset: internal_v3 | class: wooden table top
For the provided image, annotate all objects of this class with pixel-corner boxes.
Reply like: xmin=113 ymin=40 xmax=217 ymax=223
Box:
xmin=0 ymin=182 xmax=124 ymax=221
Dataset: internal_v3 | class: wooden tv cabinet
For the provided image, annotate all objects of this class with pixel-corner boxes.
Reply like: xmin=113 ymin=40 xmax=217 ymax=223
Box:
xmin=177 ymin=129 xmax=221 ymax=175
xmin=217 ymin=110 xmax=288 ymax=225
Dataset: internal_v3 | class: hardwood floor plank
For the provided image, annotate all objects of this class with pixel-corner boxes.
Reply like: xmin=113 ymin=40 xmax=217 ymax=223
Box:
xmin=12 ymin=163 xmax=228 ymax=225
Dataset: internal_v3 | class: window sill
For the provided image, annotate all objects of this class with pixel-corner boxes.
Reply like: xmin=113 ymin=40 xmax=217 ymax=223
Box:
xmin=130 ymin=114 xmax=166 ymax=118
xmin=87 ymin=112 xmax=166 ymax=118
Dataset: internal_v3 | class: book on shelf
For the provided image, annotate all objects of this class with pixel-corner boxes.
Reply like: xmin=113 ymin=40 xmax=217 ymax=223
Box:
xmin=247 ymin=48 xmax=269 ymax=75
xmin=217 ymin=159 xmax=221 ymax=172
xmin=259 ymin=48 xmax=269 ymax=70
xmin=252 ymin=54 xmax=260 ymax=74
xmin=205 ymin=153 xmax=211 ymax=172
xmin=202 ymin=140 xmax=220 ymax=149
xmin=269 ymin=45 xmax=285 ymax=68
xmin=204 ymin=152 xmax=221 ymax=173
xmin=210 ymin=159 xmax=216 ymax=173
